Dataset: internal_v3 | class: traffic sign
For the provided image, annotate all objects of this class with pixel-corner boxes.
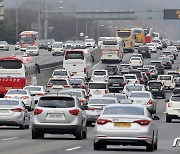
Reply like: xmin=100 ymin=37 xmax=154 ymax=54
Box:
xmin=164 ymin=9 xmax=180 ymax=19
xmin=0 ymin=0 xmax=4 ymax=20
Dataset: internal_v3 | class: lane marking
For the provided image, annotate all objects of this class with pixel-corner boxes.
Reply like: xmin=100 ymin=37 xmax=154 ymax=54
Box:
xmin=2 ymin=137 xmax=19 ymax=141
xmin=92 ymin=61 xmax=101 ymax=69
xmin=65 ymin=146 xmax=81 ymax=151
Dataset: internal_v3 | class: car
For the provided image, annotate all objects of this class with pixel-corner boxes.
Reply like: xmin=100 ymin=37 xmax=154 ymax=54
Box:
xmin=91 ymin=70 xmax=109 ymax=82
xmin=70 ymin=78 xmax=86 ymax=89
xmin=157 ymin=57 xmax=172 ymax=69
xmin=51 ymin=42 xmax=65 ymax=56
xmin=160 ymin=50 xmax=174 ymax=64
xmin=47 ymin=39 xmax=55 ymax=51
xmin=129 ymin=91 xmax=156 ymax=113
xmin=64 ymin=40 xmax=74 ymax=49
xmin=173 ymin=87 xmax=180 ymax=95
xmin=150 ymin=61 xmax=164 ymax=75
xmin=5 ymin=89 xmax=35 ymax=111
xmin=174 ymin=77 xmax=180 ymax=87
xmin=122 ymin=84 xmax=146 ymax=97
xmin=38 ymin=39 xmax=48 ymax=49
xmin=137 ymin=67 xmax=151 ymax=79
xmin=85 ymin=96 xmax=118 ymax=126
xmin=84 ymin=39 xmax=95 ymax=48
xmin=129 ymin=57 xmax=143 ymax=68
xmin=161 ymin=39 xmax=168 ymax=48
xmin=23 ymin=86 xmax=46 ymax=104
xmin=26 ymin=46 xmax=39 ymax=56
xmin=45 ymin=78 xmax=72 ymax=93
xmin=108 ymin=76 xmax=126 ymax=93
xmin=94 ymin=104 xmax=159 ymax=151
xmin=31 ymin=94 xmax=87 ymax=139
xmin=143 ymin=65 xmax=158 ymax=79
xmin=141 ymin=72 xmax=150 ymax=86
xmin=132 ymin=53 xmax=144 ymax=61
xmin=0 ymin=98 xmax=30 ymax=129
xmin=52 ymin=69 xmax=71 ymax=79
xmin=123 ymin=74 xmax=139 ymax=84
xmin=147 ymin=81 xmax=166 ymax=99
xmin=166 ymin=46 xmax=178 ymax=59
xmin=152 ymin=39 xmax=162 ymax=50
xmin=165 ymin=94 xmax=180 ymax=122
xmin=137 ymin=46 xmax=151 ymax=57
xmin=145 ymin=43 xmax=157 ymax=53
xmin=129 ymin=69 xmax=145 ymax=84
xmin=0 ymin=41 xmax=9 ymax=51
xmin=103 ymin=93 xmax=127 ymax=103
xmin=119 ymin=63 xmax=132 ymax=75
xmin=74 ymin=40 xmax=85 ymax=49
xmin=105 ymin=65 xmax=120 ymax=75
xmin=15 ymin=42 xmax=20 ymax=50
xmin=157 ymin=75 xmax=175 ymax=90
xmin=173 ymin=41 xmax=180 ymax=51
xmin=88 ymin=82 xmax=109 ymax=97
xmin=12 ymin=51 xmax=28 ymax=60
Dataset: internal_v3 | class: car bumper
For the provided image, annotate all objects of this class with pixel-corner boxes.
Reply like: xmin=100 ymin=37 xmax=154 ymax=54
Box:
xmin=0 ymin=114 xmax=24 ymax=126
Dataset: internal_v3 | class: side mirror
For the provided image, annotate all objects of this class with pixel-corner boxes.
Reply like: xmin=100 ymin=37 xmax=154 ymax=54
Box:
xmin=152 ymin=115 xmax=160 ymax=120
xmin=83 ymin=105 xmax=88 ymax=110
xmin=165 ymin=99 xmax=169 ymax=102
xmin=85 ymin=95 xmax=89 ymax=99
xmin=31 ymin=94 xmax=36 ymax=97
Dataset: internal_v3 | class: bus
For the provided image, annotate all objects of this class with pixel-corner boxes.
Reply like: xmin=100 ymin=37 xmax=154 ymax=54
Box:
xmin=63 ymin=50 xmax=92 ymax=80
xmin=144 ymin=28 xmax=153 ymax=44
xmin=100 ymin=37 xmax=123 ymax=63
xmin=132 ymin=28 xmax=145 ymax=48
xmin=116 ymin=29 xmax=135 ymax=52
xmin=153 ymin=32 xmax=162 ymax=40
xmin=0 ymin=56 xmax=39 ymax=96
xmin=19 ymin=31 xmax=39 ymax=51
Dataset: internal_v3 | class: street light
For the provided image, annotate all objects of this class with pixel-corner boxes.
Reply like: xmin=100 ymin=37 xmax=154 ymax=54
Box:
xmin=16 ymin=0 xmax=19 ymax=42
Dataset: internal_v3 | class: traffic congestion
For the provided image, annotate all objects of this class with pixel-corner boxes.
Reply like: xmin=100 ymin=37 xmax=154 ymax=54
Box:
xmin=0 ymin=27 xmax=180 ymax=154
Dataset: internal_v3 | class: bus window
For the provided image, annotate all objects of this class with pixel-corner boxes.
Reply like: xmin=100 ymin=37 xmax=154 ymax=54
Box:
xmin=117 ymin=32 xmax=131 ymax=38
xmin=65 ymin=51 xmax=84 ymax=60
xmin=0 ymin=60 xmax=22 ymax=69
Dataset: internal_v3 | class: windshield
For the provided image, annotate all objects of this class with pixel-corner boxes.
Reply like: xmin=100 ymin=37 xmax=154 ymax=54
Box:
xmin=117 ymin=32 xmax=131 ymax=38
xmin=89 ymin=83 xmax=107 ymax=89
xmin=89 ymin=98 xmax=116 ymax=104
xmin=0 ymin=100 xmax=19 ymax=105
xmin=53 ymin=71 xmax=67 ymax=76
xmin=126 ymin=85 xmax=142 ymax=91
xmin=7 ymin=90 xmax=27 ymax=95
xmin=0 ymin=60 xmax=22 ymax=69
xmin=19 ymin=35 xmax=34 ymax=44
xmin=171 ymin=95 xmax=180 ymax=101
xmin=65 ymin=51 xmax=84 ymax=60
xmin=53 ymin=43 xmax=63 ymax=48
xmin=129 ymin=92 xmax=150 ymax=98
xmin=24 ymin=87 xmax=41 ymax=91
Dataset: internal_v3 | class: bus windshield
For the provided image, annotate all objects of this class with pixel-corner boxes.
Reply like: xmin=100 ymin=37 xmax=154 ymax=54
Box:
xmin=117 ymin=32 xmax=131 ymax=38
xmin=19 ymin=36 xmax=34 ymax=44
xmin=0 ymin=60 xmax=22 ymax=69
xmin=65 ymin=51 xmax=84 ymax=60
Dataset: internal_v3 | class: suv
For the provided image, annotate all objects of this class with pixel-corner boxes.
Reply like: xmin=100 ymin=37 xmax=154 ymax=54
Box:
xmin=108 ymin=76 xmax=126 ymax=93
xmin=147 ymin=81 xmax=166 ymax=99
xmin=31 ymin=95 xmax=87 ymax=139
xmin=105 ymin=65 xmax=120 ymax=75
xmin=137 ymin=46 xmax=151 ymax=58
xmin=150 ymin=61 xmax=164 ymax=75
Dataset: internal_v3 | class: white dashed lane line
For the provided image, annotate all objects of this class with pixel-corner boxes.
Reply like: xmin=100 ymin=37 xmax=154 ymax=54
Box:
xmin=65 ymin=146 xmax=82 ymax=151
xmin=2 ymin=137 xmax=19 ymax=141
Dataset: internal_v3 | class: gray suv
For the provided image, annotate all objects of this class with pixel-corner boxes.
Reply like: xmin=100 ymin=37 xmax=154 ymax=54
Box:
xmin=31 ymin=95 xmax=87 ymax=140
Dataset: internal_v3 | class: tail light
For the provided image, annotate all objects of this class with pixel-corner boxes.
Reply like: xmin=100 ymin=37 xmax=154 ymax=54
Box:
xmin=108 ymin=82 xmax=112 ymax=86
xmin=146 ymin=71 xmax=150 ymax=75
xmin=129 ymin=61 xmax=131 ymax=64
xmin=140 ymin=61 xmax=142 ymax=64
xmin=11 ymin=108 xmax=23 ymax=112
xmin=167 ymin=62 xmax=171 ymax=64
xmin=96 ymin=118 xmax=112 ymax=125
xmin=34 ymin=108 xmax=43 ymax=115
xmin=147 ymin=99 xmax=153 ymax=105
xmin=46 ymin=84 xmax=53 ymax=88
xmin=122 ymin=82 xmax=126 ymax=86
xmin=36 ymin=93 xmax=44 ymax=96
xmin=146 ymin=86 xmax=149 ymax=90
xmin=100 ymin=50 xmax=102 ymax=56
xmin=130 ymin=42 xmax=132 ymax=47
xmin=167 ymin=102 xmax=172 ymax=108
xmin=134 ymin=119 xmax=150 ymax=126
xmin=79 ymin=99 xmax=85 ymax=104
xmin=63 ymin=85 xmax=70 ymax=88
xmin=117 ymin=50 xmax=120 ymax=56
xmin=21 ymin=96 xmax=29 ymax=99
xmin=88 ymin=89 xmax=90 ymax=94
xmin=135 ymin=80 xmax=138 ymax=84
xmin=88 ymin=107 xmax=95 ymax=111
xmin=68 ymin=76 xmax=70 ymax=79
xmin=4 ymin=96 xmax=11 ymax=98
xmin=105 ymin=89 xmax=108 ymax=94
xmin=84 ymin=68 xmax=86 ymax=73
xmin=69 ymin=109 xmax=79 ymax=116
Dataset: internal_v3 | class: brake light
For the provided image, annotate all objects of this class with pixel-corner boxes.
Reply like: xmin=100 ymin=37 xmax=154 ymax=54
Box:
xmin=122 ymin=82 xmax=126 ymax=86
xmin=146 ymin=71 xmax=150 ymax=75
xmin=135 ymin=80 xmax=138 ymax=84
xmin=134 ymin=119 xmax=150 ymax=126
xmin=96 ymin=118 xmax=112 ymax=125
xmin=167 ymin=102 xmax=172 ymax=108
xmin=63 ymin=85 xmax=70 ymax=88
xmin=140 ymin=61 xmax=142 ymax=64
xmin=88 ymin=107 xmax=95 ymax=111
xmin=117 ymin=50 xmax=120 ymax=56
xmin=34 ymin=108 xmax=43 ymax=115
xmin=84 ymin=68 xmax=86 ymax=73
xmin=21 ymin=96 xmax=29 ymax=99
xmin=11 ymin=108 xmax=23 ymax=112
xmin=46 ymin=84 xmax=53 ymax=88
xmin=36 ymin=93 xmax=44 ymax=96
xmin=130 ymin=42 xmax=132 ymax=47
xmin=88 ymin=89 xmax=90 ymax=94
xmin=105 ymin=89 xmax=108 ymax=94
xmin=147 ymin=99 xmax=153 ymax=105
xmin=129 ymin=61 xmax=131 ymax=64
xmin=68 ymin=76 xmax=70 ymax=79
xmin=79 ymin=99 xmax=84 ymax=104
xmin=167 ymin=62 xmax=171 ymax=64
xmin=4 ymin=96 xmax=11 ymax=98
xmin=69 ymin=109 xmax=79 ymax=116
xmin=100 ymin=50 xmax=102 ymax=57
xmin=108 ymin=82 xmax=112 ymax=86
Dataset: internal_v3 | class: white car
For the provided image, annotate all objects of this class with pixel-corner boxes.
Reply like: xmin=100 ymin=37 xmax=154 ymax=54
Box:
xmin=129 ymin=57 xmax=143 ymax=68
xmin=146 ymin=43 xmax=157 ymax=53
xmin=84 ymin=39 xmax=95 ymax=48
xmin=122 ymin=84 xmax=146 ymax=96
xmin=51 ymin=42 xmax=65 ymax=56
xmin=123 ymin=74 xmax=139 ymax=84
xmin=64 ymin=40 xmax=74 ymax=49
xmin=52 ymin=69 xmax=71 ymax=79
xmin=132 ymin=53 xmax=144 ymax=61
xmin=157 ymin=75 xmax=175 ymax=90
xmin=166 ymin=46 xmax=178 ymax=56
xmin=91 ymin=70 xmax=109 ymax=82
xmin=26 ymin=46 xmax=39 ymax=56
xmin=165 ymin=94 xmax=180 ymax=122
xmin=152 ymin=39 xmax=162 ymax=50
xmin=15 ymin=42 xmax=20 ymax=50
xmin=5 ymin=89 xmax=35 ymax=111
xmin=23 ymin=86 xmax=46 ymax=104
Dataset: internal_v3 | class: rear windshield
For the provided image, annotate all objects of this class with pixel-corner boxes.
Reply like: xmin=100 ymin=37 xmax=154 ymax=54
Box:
xmin=109 ymin=77 xmax=124 ymax=82
xmin=93 ymin=71 xmax=106 ymax=75
xmin=53 ymin=43 xmax=63 ymax=48
xmin=131 ymin=57 xmax=141 ymax=60
xmin=70 ymin=79 xmax=83 ymax=84
xmin=0 ymin=100 xmax=19 ymax=105
xmin=138 ymin=47 xmax=148 ymax=51
xmin=7 ymin=90 xmax=27 ymax=95
xmin=117 ymin=32 xmax=131 ymax=38
xmin=125 ymin=75 xmax=136 ymax=79
xmin=126 ymin=85 xmax=142 ymax=91
xmin=103 ymin=106 xmax=144 ymax=115
xmin=65 ymin=51 xmax=84 ymax=60
xmin=0 ymin=60 xmax=22 ymax=69
xmin=53 ymin=71 xmax=67 ymax=76
xmin=148 ymin=82 xmax=162 ymax=87
xmin=171 ymin=95 xmax=180 ymax=102
xmin=38 ymin=97 xmax=75 ymax=108
xmin=89 ymin=83 xmax=107 ymax=89
xmin=159 ymin=76 xmax=171 ymax=80
xmin=103 ymin=40 xmax=117 ymax=45
xmin=89 ymin=98 xmax=116 ymax=104
xmin=49 ymin=79 xmax=67 ymax=85
xmin=167 ymin=73 xmax=180 ymax=77
xmin=60 ymin=91 xmax=82 ymax=97
xmin=24 ymin=87 xmax=41 ymax=91
xmin=151 ymin=62 xmax=161 ymax=66
xmin=129 ymin=92 xmax=150 ymax=98
xmin=103 ymin=94 xmax=126 ymax=100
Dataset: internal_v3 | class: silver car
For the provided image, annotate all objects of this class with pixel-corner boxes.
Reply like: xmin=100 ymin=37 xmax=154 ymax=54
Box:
xmin=0 ymin=98 xmax=30 ymax=129
xmin=94 ymin=104 xmax=159 ymax=151
xmin=31 ymin=95 xmax=87 ymax=139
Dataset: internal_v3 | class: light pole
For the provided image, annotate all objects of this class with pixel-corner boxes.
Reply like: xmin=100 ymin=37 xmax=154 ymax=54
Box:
xmin=16 ymin=0 xmax=18 ymax=42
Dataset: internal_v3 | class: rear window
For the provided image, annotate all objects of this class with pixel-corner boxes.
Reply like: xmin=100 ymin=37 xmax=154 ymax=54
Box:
xmin=126 ymin=85 xmax=142 ymax=91
xmin=65 ymin=51 xmax=84 ymax=60
xmin=129 ymin=92 xmax=150 ymax=98
xmin=93 ymin=71 xmax=106 ymax=76
xmin=38 ymin=97 xmax=75 ymax=108
xmin=89 ymin=83 xmax=107 ymax=89
xmin=49 ymin=79 xmax=67 ymax=85
xmin=0 ymin=60 xmax=22 ymax=69
xmin=60 ymin=91 xmax=82 ymax=97
xmin=103 ymin=94 xmax=126 ymax=100
xmin=171 ymin=95 xmax=180 ymax=102
xmin=70 ymin=79 xmax=83 ymax=84
xmin=7 ymin=90 xmax=27 ymax=95
xmin=148 ymin=82 xmax=162 ymax=87
xmin=89 ymin=98 xmax=116 ymax=104
xmin=109 ymin=77 xmax=124 ymax=82
xmin=159 ymin=76 xmax=171 ymax=80
xmin=103 ymin=106 xmax=144 ymax=115
xmin=125 ymin=75 xmax=136 ymax=79
xmin=117 ymin=32 xmax=131 ymax=38
xmin=151 ymin=62 xmax=161 ymax=66
xmin=131 ymin=57 xmax=141 ymax=60
xmin=53 ymin=71 xmax=67 ymax=76
xmin=0 ymin=100 xmax=19 ymax=105
xmin=138 ymin=47 xmax=148 ymax=51
xmin=103 ymin=40 xmax=117 ymax=45
xmin=24 ymin=87 xmax=41 ymax=91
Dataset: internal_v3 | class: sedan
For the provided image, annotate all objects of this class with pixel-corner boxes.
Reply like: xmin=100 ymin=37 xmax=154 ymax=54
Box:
xmin=122 ymin=84 xmax=146 ymax=96
xmin=0 ymin=98 xmax=30 ymax=129
xmin=129 ymin=57 xmax=143 ymax=68
xmin=94 ymin=104 xmax=159 ymax=151
xmin=26 ymin=46 xmax=39 ymax=56
xmin=145 ymin=43 xmax=157 ymax=53
xmin=157 ymin=57 xmax=172 ymax=69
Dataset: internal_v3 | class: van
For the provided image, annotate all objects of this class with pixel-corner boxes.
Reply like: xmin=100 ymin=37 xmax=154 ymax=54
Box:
xmin=157 ymin=75 xmax=175 ymax=90
xmin=63 ymin=50 xmax=92 ymax=79
xmin=51 ymin=42 xmax=65 ymax=56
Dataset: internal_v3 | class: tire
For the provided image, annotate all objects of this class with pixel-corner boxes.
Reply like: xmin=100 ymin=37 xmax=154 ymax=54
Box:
xmin=166 ymin=114 xmax=172 ymax=123
xmin=86 ymin=121 xmax=92 ymax=126
xmin=39 ymin=132 xmax=44 ymax=139
xmin=146 ymin=137 xmax=154 ymax=151
xmin=82 ymin=125 xmax=87 ymax=139
xmin=154 ymin=133 xmax=158 ymax=150
xmin=19 ymin=124 xmax=25 ymax=129
xmin=32 ymin=128 xmax=39 ymax=139
xmin=25 ymin=124 xmax=29 ymax=129
xmin=94 ymin=141 xmax=101 ymax=150
xmin=74 ymin=126 xmax=83 ymax=140
xmin=162 ymin=93 xmax=166 ymax=99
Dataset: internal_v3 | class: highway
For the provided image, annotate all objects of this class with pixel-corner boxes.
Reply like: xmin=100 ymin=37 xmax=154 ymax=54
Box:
xmin=0 ymin=47 xmax=179 ymax=154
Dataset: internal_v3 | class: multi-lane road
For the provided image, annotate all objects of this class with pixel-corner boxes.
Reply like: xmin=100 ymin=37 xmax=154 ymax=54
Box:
xmin=0 ymin=47 xmax=179 ymax=154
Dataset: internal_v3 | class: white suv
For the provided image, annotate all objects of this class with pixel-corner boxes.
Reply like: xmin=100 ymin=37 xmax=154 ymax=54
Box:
xmin=91 ymin=70 xmax=109 ymax=82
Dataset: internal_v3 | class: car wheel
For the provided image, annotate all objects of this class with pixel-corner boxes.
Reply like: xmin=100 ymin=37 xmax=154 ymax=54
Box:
xmin=82 ymin=125 xmax=87 ymax=139
xmin=25 ymin=124 xmax=29 ymax=129
xmin=146 ymin=137 xmax=154 ymax=151
xmin=154 ymin=133 xmax=158 ymax=150
xmin=166 ymin=114 xmax=172 ymax=123
xmin=162 ymin=93 xmax=166 ymax=99
xmin=19 ymin=124 xmax=25 ymax=129
xmin=86 ymin=121 xmax=92 ymax=126
xmin=74 ymin=126 xmax=83 ymax=140
xmin=39 ymin=132 xmax=44 ymax=139
xmin=32 ymin=128 xmax=39 ymax=139
xmin=94 ymin=141 xmax=101 ymax=150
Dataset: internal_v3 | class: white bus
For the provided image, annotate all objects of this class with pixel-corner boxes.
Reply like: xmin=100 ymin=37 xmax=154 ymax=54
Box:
xmin=63 ymin=50 xmax=92 ymax=80
xmin=100 ymin=37 xmax=123 ymax=63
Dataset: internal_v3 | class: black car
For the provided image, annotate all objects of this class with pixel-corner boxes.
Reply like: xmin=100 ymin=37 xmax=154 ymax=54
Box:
xmin=105 ymin=65 xmax=120 ymax=76
xmin=147 ymin=81 xmax=166 ymax=99
xmin=150 ymin=61 xmax=165 ymax=74
xmin=108 ymin=76 xmax=126 ymax=93
xmin=141 ymin=72 xmax=149 ymax=86
xmin=137 ymin=46 xmax=151 ymax=58
xmin=173 ymin=87 xmax=180 ymax=95
xmin=157 ymin=57 xmax=172 ymax=69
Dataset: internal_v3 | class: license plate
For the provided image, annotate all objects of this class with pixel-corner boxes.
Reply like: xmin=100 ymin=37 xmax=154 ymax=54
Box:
xmin=135 ymin=100 xmax=142 ymax=104
xmin=141 ymin=51 xmax=146 ymax=53
xmin=113 ymin=84 xmax=119 ymax=86
xmin=72 ymin=72 xmax=77 ymax=75
xmin=108 ymin=55 xmax=112 ymax=57
xmin=151 ymin=89 xmax=158 ymax=91
xmin=176 ymin=110 xmax=180 ymax=113
xmin=0 ymin=109 xmax=9 ymax=113
xmin=47 ymin=113 xmax=64 ymax=119
xmin=6 ymin=87 xmax=12 ymax=90
xmin=114 ymin=122 xmax=131 ymax=127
